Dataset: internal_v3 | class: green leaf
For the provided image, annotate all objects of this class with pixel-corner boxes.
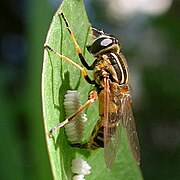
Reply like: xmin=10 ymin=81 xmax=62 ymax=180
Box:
xmin=42 ymin=0 xmax=143 ymax=179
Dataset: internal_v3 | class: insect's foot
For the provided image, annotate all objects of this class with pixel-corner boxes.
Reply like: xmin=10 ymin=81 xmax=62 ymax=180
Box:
xmin=44 ymin=44 xmax=52 ymax=51
xmin=48 ymin=131 xmax=53 ymax=138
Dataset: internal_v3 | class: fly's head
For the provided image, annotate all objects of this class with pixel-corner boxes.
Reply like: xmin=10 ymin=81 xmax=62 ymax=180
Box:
xmin=86 ymin=28 xmax=121 ymax=57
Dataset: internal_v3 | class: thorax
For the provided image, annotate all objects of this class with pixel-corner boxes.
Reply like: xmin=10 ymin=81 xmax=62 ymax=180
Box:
xmin=93 ymin=52 xmax=129 ymax=88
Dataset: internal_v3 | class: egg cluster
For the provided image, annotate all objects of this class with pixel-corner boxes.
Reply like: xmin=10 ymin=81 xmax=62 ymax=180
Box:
xmin=63 ymin=90 xmax=87 ymax=144
xmin=63 ymin=91 xmax=91 ymax=179
xmin=71 ymin=158 xmax=91 ymax=180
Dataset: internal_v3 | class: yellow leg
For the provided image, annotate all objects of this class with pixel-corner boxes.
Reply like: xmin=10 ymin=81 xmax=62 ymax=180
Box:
xmin=60 ymin=13 xmax=82 ymax=55
xmin=60 ymin=13 xmax=93 ymax=71
xmin=44 ymin=44 xmax=95 ymax=84
xmin=44 ymin=44 xmax=87 ymax=78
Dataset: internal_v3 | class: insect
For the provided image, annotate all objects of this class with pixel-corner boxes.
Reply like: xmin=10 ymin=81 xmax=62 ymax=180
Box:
xmin=45 ymin=12 xmax=140 ymax=169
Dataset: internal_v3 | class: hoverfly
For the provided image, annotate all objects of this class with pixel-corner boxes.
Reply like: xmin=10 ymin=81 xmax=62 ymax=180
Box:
xmin=45 ymin=12 xmax=140 ymax=169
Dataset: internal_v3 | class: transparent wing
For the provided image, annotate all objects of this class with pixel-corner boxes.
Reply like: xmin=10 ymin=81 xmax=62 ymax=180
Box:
xmin=122 ymin=95 xmax=140 ymax=165
xmin=104 ymin=77 xmax=123 ymax=170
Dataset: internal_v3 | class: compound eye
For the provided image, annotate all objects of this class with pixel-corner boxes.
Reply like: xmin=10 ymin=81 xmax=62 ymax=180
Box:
xmin=100 ymin=38 xmax=113 ymax=47
xmin=87 ymin=37 xmax=116 ymax=54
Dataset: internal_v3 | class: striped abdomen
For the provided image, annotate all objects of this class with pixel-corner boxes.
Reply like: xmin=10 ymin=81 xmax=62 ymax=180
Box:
xmin=85 ymin=119 xmax=104 ymax=150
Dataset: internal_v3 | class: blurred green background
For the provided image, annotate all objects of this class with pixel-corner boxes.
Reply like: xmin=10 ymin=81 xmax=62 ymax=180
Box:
xmin=0 ymin=0 xmax=179 ymax=179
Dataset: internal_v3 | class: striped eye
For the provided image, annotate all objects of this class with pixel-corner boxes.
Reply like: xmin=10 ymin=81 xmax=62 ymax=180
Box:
xmin=100 ymin=38 xmax=113 ymax=47
xmin=87 ymin=36 xmax=117 ymax=55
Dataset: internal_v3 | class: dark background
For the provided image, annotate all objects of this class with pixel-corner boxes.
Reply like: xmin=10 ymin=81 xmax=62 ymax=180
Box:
xmin=0 ymin=0 xmax=179 ymax=179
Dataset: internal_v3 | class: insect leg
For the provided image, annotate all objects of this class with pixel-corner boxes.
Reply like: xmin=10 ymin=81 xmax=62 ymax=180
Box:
xmin=48 ymin=90 xmax=98 ymax=137
xmin=44 ymin=45 xmax=95 ymax=84
xmin=60 ymin=13 xmax=93 ymax=70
